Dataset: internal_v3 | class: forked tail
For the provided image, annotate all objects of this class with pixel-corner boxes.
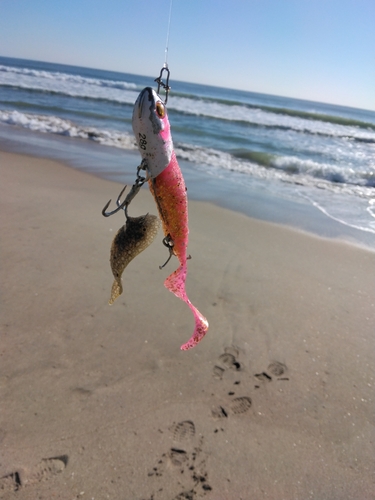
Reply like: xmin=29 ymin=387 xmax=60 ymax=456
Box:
xmin=164 ymin=265 xmax=209 ymax=350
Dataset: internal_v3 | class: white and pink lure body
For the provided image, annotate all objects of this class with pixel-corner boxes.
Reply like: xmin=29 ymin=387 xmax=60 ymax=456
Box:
xmin=132 ymin=87 xmax=209 ymax=350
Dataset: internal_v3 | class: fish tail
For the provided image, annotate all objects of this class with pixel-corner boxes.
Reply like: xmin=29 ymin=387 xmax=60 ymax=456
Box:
xmin=164 ymin=265 xmax=209 ymax=350
xmin=109 ymin=279 xmax=123 ymax=305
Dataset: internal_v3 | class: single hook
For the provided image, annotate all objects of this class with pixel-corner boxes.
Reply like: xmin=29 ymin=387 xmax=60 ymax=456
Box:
xmin=154 ymin=65 xmax=171 ymax=104
xmin=159 ymin=234 xmax=175 ymax=269
xmin=102 ymin=185 xmax=128 ymax=217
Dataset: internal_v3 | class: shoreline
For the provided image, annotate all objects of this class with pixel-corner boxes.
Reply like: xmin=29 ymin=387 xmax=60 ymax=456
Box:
xmin=1 ymin=149 xmax=374 ymax=498
xmin=1 ymin=124 xmax=374 ymax=251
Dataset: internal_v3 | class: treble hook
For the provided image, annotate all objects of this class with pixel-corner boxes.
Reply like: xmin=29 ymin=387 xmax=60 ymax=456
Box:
xmin=102 ymin=185 xmax=128 ymax=217
xmin=102 ymin=160 xmax=150 ymax=218
xmin=155 ymin=64 xmax=171 ymax=104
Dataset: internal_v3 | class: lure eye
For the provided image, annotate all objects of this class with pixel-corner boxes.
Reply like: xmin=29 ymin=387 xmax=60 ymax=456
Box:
xmin=156 ymin=101 xmax=165 ymax=118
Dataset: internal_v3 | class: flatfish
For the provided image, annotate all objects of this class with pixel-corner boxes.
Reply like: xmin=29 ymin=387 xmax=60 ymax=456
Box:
xmin=109 ymin=214 xmax=160 ymax=304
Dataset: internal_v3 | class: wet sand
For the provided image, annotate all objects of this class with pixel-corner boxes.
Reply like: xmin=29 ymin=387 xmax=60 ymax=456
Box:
xmin=1 ymin=150 xmax=374 ymax=499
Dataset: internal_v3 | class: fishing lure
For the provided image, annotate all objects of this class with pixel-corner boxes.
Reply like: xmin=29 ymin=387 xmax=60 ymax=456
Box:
xmin=132 ymin=87 xmax=209 ymax=350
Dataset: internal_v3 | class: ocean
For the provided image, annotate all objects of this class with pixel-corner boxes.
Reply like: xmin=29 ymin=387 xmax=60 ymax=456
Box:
xmin=1 ymin=56 xmax=374 ymax=247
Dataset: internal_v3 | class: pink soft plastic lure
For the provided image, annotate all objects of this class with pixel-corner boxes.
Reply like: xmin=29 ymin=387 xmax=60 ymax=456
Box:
xmin=132 ymin=87 xmax=209 ymax=350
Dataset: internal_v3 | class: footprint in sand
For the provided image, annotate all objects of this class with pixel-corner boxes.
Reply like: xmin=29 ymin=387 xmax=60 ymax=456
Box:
xmin=267 ymin=361 xmax=288 ymax=379
xmin=0 ymin=455 xmax=68 ymax=492
xmin=230 ymin=396 xmax=253 ymax=415
xmin=145 ymin=420 xmax=212 ymax=499
xmin=211 ymin=396 xmax=253 ymax=419
xmin=212 ymin=347 xmax=241 ymax=379
xmin=211 ymin=347 xmax=253 ymax=419
xmin=211 ymin=347 xmax=289 ymax=418
xmin=0 ymin=472 xmax=21 ymax=493
xmin=171 ymin=420 xmax=196 ymax=443
xmin=254 ymin=362 xmax=289 ymax=384
xmin=254 ymin=371 xmax=272 ymax=383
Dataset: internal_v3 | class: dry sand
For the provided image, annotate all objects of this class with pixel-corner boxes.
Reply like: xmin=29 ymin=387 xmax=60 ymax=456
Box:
xmin=0 ymin=150 xmax=374 ymax=500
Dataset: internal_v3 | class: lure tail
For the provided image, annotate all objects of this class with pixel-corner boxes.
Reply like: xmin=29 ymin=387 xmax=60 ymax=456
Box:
xmin=164 ymin=263 xmax=209 ymax=350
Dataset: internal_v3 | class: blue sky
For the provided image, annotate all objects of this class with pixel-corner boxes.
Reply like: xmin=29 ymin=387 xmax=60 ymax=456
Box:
xmin=0 ymin=0 xmax=374 ymax=110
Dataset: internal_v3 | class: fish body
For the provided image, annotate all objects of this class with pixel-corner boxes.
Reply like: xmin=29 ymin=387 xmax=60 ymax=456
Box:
xmin=109 ymin=213 xmax=160 ymax=305
xmin=132 ymin=87 xmax=209 ymax=350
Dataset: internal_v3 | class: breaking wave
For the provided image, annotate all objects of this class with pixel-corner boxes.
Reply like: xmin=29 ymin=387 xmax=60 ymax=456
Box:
xmin=0 ymin=110 xmax=136 ymax=149
xmin=1 ymin=62 xmax=375 ymax=143
xmin=1 ymin=108 xmax=373 ymax=196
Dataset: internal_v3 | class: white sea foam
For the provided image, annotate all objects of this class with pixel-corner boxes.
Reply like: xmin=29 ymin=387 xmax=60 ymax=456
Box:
xmin=1 ymin=107 xmax=372 ymax=197
xmin=167 ymin=96 xmax=375 ymax=142
xmin=2 ymin=63 xmax=374 ymax=142
xmin=175 ymin=142 xmax=374 ymax=199
xmin=1 ymin=115 xmax=374 ymax=238
xmin=0 ymin=64 xmax=139 ymax=104
xmin=299 ymin=191 xmax=375 ymax=235
xmin=175 ymin=141 xmax=375 ymax=236
xmin=0 ymin=64 xmax=137 ymax=89
xmin=0 ymin=110 xmax=136 ymax=149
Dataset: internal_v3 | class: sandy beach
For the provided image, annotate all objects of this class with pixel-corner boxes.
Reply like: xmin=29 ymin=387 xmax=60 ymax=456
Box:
xmin=1 ymin=150 xmax=374 ymax=499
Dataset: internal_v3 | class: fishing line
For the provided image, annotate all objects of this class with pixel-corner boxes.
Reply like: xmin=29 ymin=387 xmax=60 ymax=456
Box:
xmin=155 ymin=0 xmax=173 ymax=102
xmin=164 ymin=0 xmax=173 ymax=68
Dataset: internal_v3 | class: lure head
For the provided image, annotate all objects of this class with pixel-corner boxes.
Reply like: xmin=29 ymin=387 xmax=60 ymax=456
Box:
xmin=132 ymin=87 xmax=173 ymax=178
